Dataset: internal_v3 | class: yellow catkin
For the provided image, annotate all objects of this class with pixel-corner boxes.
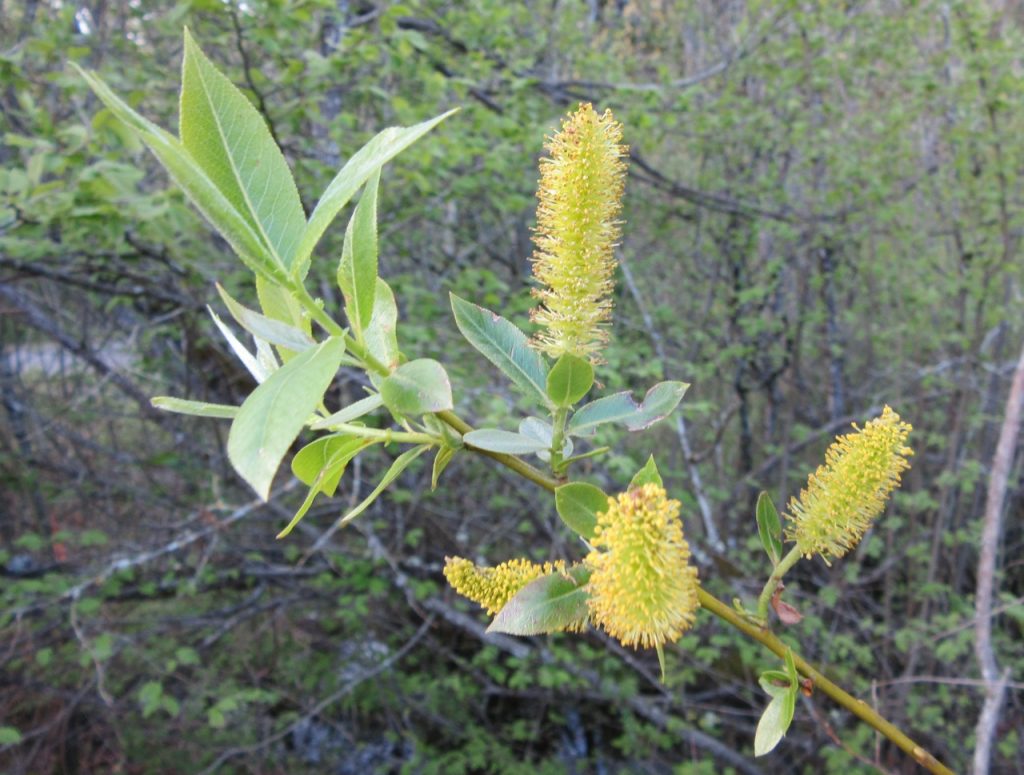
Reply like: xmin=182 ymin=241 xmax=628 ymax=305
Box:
xmin=786 ymin=405 xmax=913 ymax=563
xmin=530 ymin=102 xmax=628 ymax=363
xmin=443 ymin=556 xmax=567 ymax=616
xmin=585 ymin=484 xmax=700 ymax=649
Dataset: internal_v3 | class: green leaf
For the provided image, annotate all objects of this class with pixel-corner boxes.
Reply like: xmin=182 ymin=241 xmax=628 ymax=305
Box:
xmin=547 ymin=353 xmax=594 ymax=407
xmin=295 ymin=110 xmax=457 ymax=278
xmin=463 ymin=429 xmax=550 ymax=455
xmin=568 ymin=381 xmax=689 ymax=436
xmin=74 ymin=64 xmax=290 ymax=285
xmin=139 ymin=681 xmax=164 ymax=719
xmin=227 ymin=338 xmax=345 ymax=500
xmin=431 ymin=445 xmax=457 ymax=491
xmin=380 ymin=359 xmax=453 ymax=415
xmin=756 ymin=492 xmax=784 ymax=567
xmin=216 ymin=283 xmax=314 ymax=353
xmin=291 ymin=435 xmax=364 ymax=496
xmin=0 ymin=727 xmax=23 ymax=745
xmin=784 ymin=647 xmax=799 ymax=686
xmin=209 ymin=308 xmax=275 ymax=383
xmin=487 ymin=566 xmax=591 ymax=635
xmin=336 ymin=445 xmax=430 ymax=527
xmin=519 ymin=417 xmax=572 ymax=461
xmin=449 ymin=293 xmax=551 ymax=408
xmin=180 ymin=29 xmax=305 ymax=268
xmin=364 ymin=278 xmax=400 ymax=374
xmin=753 ymin=692 xmax=790 ymax=756
xmin=337 ymin=170 xmax=379 ymax=336
xmin=310 ymin=394 xmax=384 ymax=430
xmin=276 ymin=439 xmax=373 ymax=538
xmin=629 ymin=455 xmax=663 ymax=489
xmin=758 ymin=670 xmax=792 ymax=695
xmin=554 ymin=482 xmax=609 ymax=539
xmin=151 ymin=397 xmax=238 ymax=419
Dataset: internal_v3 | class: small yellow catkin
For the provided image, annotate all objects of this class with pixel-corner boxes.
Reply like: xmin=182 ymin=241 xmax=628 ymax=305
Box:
xmin=443 ymin=556 xmax=567 ymax=616
xmin=530 ymin=103 xmax=628 ymax=363
xmin=786 ymin=405 xmax=913 ymax=564
xmin=585 ymin=484 xmax=700 ymax=649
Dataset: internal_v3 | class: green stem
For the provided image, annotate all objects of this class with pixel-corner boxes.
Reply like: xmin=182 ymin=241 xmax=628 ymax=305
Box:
xmin=295 ymin=285 xmax=345 ymax=337
xmin=698 ymin=590 xmax=954 ymax=775
xmin=440 ymin=409 xmax=954 ymax=775
xmin=756 ymin=545 xmax=803 ymax=620
xmin=549 ymin=406 xmax=569 ymax=473
xmin=323 ymin=422 xmax=436 ymax=445
xmin=436 ymin=409 xmax=560 ymax=493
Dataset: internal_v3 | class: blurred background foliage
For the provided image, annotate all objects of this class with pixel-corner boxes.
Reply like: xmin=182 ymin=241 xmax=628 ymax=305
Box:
xmin=1 ymin=1 xmax=1022 ymax=772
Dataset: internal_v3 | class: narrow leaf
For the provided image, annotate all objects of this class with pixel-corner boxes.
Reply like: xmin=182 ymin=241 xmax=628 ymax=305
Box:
xmin=216 ymin=283 xmax=314 ymax=353
xmin=463 ymin=429 xmax=550 ymax=455
xmin=380 ymin=359 xmax=453 ymax=415
xmin=291 ymin=435 xmax=364 ymax=496
xmin=431 ymin=445 xmax=457 ymax=491
xmin=296 ymin=110 xmax=457 ymax=277
xmin=74 ymin=64 xmax=289 ymax=285
xmin=547 ymin=353 xmax=594 ymax=407
xmin=364 ymin=278 xmax=400 ymax=374
xmin=756 ymin=491 xmax=784 ymax=567
xmin=337 ymin=171 xmax=379 ymax=335
xmin=209 ymin=308 xmax=274 ymax=383
xmin=276 ymin=439 xmax=373 ymax=538
xmin=227 ymin=338 xmax=345 ymax=500
xmin=629 ymin=455 xmax=663 ymax=489
xmin=450 ymin=293 xmax=551 ymax=408
xmin=487 ymin=566 xmax=591 ymax=635
xmin=754 ymin=693 xmax=789 ymax=756
xmin=180 ymin=29 xmax=305 ymax=267
xmin=151 ymin=396 xmax=237 ymax=419
xmin=310 ymin=394 xmax=384 ymax=430
xmin=336 ymin=445 xmax=430 ymax=527
xmin=568 ymin=381 xmax=689 ymax=436
xmin=554 ymin=482 xmax=609 ymax=539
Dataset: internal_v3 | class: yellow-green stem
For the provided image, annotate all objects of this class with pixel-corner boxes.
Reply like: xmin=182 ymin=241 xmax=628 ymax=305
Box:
xmin=440 ymin=409 xmax=954 ymax=775
xmin=549 ymin=406 xmax=570 ymax=473
xmin=756 ymin=545 xmax=803 ymax=620
xmin=324 ymin=422 xmax=436 ymax=446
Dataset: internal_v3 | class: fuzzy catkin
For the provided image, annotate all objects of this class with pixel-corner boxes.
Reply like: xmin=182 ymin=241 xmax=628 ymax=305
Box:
xmin=530 ymin=103 xmax=627 ymax=363
xmin=786 ymin=406 xmax=913 ymax=563
xmin=585 ymin=484 xmax=700 ymax=649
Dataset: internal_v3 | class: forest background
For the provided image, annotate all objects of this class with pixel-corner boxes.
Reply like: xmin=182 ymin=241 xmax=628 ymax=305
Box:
xmin=1 ymin=1 xmax=1022 ymax=773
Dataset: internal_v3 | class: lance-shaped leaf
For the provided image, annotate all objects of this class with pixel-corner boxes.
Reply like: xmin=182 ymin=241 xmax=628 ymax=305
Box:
xmin=336 ymin=444 xmax=430 ymax=527
xmin=180 ymin=29 xmax=305 ymax=268
xmin=756 ymin=491 xmax=784 ymax=567
xmin=295 ymin=110 xmax=458 ymax=277
xmin=450 ymin=293 xmax=551 ymax=408
xmin=364 ymin=279 xmax=400 ymax=375
xmin=568 ymin=381 xmax=689 ymax=436
xmin=337 ymin=171 xmax=379 ymax=336
xmin=291 ymin=435 xmax=365 ymax=496
xmin=629 ymin=455 xmax=664 ymax=489
xmin=380 ymin=359 xmax=453 ymax=415
xmin=311 ymin=394 xmax=384 ymax=430
xmin=463 ymin=429 xmax=550 ymax=455
xmin=554 ymin=482 xmax=609 ymax=539
xmin=277 ymin=438 xmax=373 ymax=539
xmin=74 ymin=65 xmax=290 ymax=286
xmin=151 ymin=397 xmax=238 ymax=419
xmin=216 ymin=283 xmax=315 ymax=353
xmin=754 ymin=659 xmax=799 ymax=756
xmin=209 ymin=308 xmax=275 ymax=383
xmin=431 ymin=445 xmax=457 ymax=491
xmin=487 ymin=566 xmax=591 ymax=635
xmin=227 ymin=337 xmax=345 ymax=500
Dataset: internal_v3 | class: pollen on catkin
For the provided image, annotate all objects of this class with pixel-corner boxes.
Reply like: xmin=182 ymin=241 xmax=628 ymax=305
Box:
xmin=585 ymin=484 xmax=700 ymax=649
xmin=530 ymin=102 xmax=628 ymax=363
xmin=443 ymin=556 xmax=567 ymax=616
xmin=786 ymin=405 xmax=913 ymax=564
